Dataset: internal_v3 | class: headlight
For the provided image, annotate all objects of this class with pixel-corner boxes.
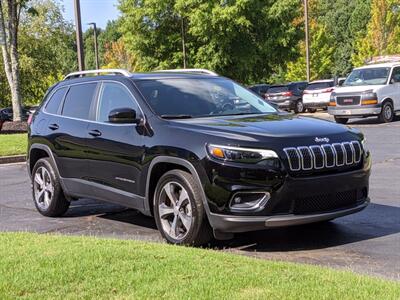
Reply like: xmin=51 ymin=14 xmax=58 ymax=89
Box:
xmin=361 ymin=138 xmax=369 ymax=154
xmin=207 ymin=144 xmax=278 ymax=163
xmin=361 ymin=90 xmax=378 ymax=105
xmin=330 ymin=92 xmax=336 ymax=102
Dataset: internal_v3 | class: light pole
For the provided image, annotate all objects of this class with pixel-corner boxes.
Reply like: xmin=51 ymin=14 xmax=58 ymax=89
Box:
xmin=181 ymin=17 xmax=187 ymax=69
xmin=74 ymin=0 xmax=85 ymax=71
xmin=88 ymin=22 xmax=99 ymax=69
xmin=304 ymin=0 xmax=310 ymax=82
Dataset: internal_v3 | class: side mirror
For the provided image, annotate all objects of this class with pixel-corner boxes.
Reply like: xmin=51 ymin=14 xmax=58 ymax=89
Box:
xmin=108 ymin=108 xmax=141 ymax=124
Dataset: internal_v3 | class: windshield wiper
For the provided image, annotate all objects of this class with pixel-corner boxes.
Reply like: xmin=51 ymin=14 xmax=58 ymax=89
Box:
xmin=160 ymin=114 xmax=193 ymax=119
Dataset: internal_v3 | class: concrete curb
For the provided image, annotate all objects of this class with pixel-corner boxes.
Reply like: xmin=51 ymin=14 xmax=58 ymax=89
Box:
xmin=0 ymin=155 xmax=26 ymax=164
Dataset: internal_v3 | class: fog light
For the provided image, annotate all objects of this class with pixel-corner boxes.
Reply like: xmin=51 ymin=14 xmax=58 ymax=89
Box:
xmin=229 ymin=192 xmax=271 ymax=212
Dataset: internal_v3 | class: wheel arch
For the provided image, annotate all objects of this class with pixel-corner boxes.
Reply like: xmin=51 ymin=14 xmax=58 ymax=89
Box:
xmin=145 ymin=156 xmax=212 ymax=221
xmin=28 ymin=144 xmax=60 ymax=179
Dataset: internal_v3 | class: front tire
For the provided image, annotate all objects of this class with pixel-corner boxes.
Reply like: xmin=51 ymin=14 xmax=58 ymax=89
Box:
xmin=334 ymin=116 xmax=349 ymax=124
xmin=32 ymin=158 xmax=70 ymax=217
xmin=307 ymin=108 xmax=317 ymax=113
xmin=378 ymin=102 xmax=394 ymax=123
xmin=154 ymin=170 xmax=212 ymax=246
xmin=294 ymin=100 xmax=304 ymax=113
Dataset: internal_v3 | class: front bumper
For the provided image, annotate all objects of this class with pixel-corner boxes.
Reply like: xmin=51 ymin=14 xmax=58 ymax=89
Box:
xmin=209 ymin=198 xmax=369 ymax=232
xmin=328 ymin=105 xmax=382 ymax=117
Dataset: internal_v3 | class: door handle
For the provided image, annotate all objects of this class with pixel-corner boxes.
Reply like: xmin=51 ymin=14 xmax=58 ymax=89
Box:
xmin=88 ymin=129 xmax=102 ymax=137
xmin=48 ymin=123 xmax=59 ymax=130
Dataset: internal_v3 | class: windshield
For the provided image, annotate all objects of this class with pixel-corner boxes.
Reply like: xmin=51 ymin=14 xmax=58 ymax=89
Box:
xmin=344 ymin=68 xmax=390 ymax=86
xmin=135 ymin=78 xmax=277 ymax=118
xmin=305 ymin=82 xmax=333 ymax=90
xmin=267 ymin=86 xmax=288 ymax=93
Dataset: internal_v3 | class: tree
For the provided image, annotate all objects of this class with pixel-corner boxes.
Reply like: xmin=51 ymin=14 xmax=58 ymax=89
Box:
xmin=0 ymin=0 xmax=26 ymax=121
xmin=118 ymin=0 xmax=303 ymax=83
xmin=285 ymin=23 xmax=334 ymax=81
xmin=0 ymin=0 xmax=76 ymax=107
xmin=352 ymin=0 xmax=400 ymax=66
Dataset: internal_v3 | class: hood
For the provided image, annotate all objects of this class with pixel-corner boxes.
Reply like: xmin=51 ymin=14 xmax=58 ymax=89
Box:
xmin=335 ymin=85 xmax=384 ymax=94
xmin=169 ymin=114 xmax=361 ymax=146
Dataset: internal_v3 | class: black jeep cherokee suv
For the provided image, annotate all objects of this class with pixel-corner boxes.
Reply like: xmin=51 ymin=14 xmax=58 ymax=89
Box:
xmin=27 ymin=70 xmax=371 ymax=245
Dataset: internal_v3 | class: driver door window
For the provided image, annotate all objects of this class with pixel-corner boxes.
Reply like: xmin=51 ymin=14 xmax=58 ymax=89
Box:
xmin=97 ymin=82 xmax=140 ymax=122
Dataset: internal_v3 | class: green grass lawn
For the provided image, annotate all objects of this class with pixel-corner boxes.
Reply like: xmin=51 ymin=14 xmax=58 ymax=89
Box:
xmin=0 ymin=133 xmax=27 ymax=156
xmin=0 ymin=233 xmax=399 ymax=299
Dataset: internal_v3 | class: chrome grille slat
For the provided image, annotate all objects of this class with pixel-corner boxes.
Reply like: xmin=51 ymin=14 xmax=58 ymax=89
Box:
xmin=284 ymin=141 xmax=362 ymax=172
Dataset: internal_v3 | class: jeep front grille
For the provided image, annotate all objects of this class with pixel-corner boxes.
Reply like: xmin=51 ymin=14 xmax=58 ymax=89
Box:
xmin=284 ymin=141 xmax=362 ymax=172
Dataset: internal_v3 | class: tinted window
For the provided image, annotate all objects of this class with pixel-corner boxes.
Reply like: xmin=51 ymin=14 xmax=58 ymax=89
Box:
xmin=391 ymin=67 xmax=400 ymax=83
xmin=62 ymin=83 xmax=97 ymax=119
xmin=305 ymin=82 xmax=334 ymax=90
xmin=136 ymin=78 xmax=276 ymax=118
xmin=267 ymin=86 xmax=288 ymax=93
xmin=97 ymin=82 xmax=139 ymax=122
xmin=45 ymin=88 xmax=67 ymax=114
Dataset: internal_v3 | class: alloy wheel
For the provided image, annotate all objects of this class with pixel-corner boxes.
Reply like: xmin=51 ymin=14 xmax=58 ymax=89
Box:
xmin=158 ymin=181 xmax=193 ymax=240
xmin=384 ymin=104 xmax=393 ymax=121
xmin=33 ymin=166 xmax=54 ymax=210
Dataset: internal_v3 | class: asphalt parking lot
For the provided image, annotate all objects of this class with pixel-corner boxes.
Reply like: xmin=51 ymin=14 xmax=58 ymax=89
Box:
xmin=0 ymin=112 xmax=399 ymax=280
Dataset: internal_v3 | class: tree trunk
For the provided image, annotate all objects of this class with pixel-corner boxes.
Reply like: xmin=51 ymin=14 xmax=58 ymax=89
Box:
xmin=0 ymin=0 xmax=22 ymax=121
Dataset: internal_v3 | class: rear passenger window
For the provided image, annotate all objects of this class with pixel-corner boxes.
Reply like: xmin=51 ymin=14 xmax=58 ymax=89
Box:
xmin=45 ymin=88 xmax=67 ymax=114
xmin=62 ymin=83 xmax=97 ymax=120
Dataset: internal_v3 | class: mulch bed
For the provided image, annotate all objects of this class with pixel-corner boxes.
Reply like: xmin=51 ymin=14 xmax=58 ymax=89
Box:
xmin=0 ymin=121 xmax=28 ymax=134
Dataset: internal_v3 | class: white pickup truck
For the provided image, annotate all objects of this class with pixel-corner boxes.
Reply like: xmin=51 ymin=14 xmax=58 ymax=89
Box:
xmin=328 ymin=59 xmax=400 ymax=124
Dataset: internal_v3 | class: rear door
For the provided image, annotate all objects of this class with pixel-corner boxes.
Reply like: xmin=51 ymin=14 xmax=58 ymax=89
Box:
xmin=86 ymin=81 xmax=145 ymax=198
xmin=51 ymin=82 xmax=98 ymax=181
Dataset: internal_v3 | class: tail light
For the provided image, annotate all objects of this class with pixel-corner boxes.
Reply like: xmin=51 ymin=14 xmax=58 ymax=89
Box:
xmin=321 ymin=88 xmax=334 ymax=93
xmin=282 ymin=91 xmax=293 ymax=97
xmin=27 ymin=114 xmax=33 ymax=125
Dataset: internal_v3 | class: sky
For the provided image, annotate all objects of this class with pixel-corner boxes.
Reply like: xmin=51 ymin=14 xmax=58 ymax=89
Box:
xmin=61 ymin=0 xmax=120 ymax=30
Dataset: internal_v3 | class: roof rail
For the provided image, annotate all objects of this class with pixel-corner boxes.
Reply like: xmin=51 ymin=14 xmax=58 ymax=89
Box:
xmin=155 ymin=68 xmax=218 ymax=76
xmin=63 ymin=69 xmax=131 ymax=80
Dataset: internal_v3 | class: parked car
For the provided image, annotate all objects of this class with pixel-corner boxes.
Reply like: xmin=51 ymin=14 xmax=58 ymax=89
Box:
xmin=329 ymin=59 xmax=400 ymax=124
xmin=27 ymin=69 xmax=371 ymax=245
xmin=302 ymin=80 xmax=335 ymax=112
xmin=0 ymin=107 xmax=31 ymax=122
xmin=248 ymin=84 xmax=270 ymax=98
xmin=264 ymin=81 xmax=308 ymax=113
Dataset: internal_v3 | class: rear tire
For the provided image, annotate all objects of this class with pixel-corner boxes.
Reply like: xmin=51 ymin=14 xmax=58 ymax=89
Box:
xmin=307 ymin=108 xmax=317 ymax=113
xmin=334 ymin=117 xmax=349 ymax=124
xmin=378 ymin=102 xmax=394 ymax=123
xmin=154 ymin=170 xmax=212 ymax=246
xmin=294 ymin=100 xmax=304 ymax=113
xmin=32 ymin=158 xmax=70 ymax=217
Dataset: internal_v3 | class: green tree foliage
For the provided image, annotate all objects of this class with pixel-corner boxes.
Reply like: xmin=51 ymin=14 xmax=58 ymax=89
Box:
xmin=316 ymin=0 xmax=371 ymax=76
xmin=1 ymin=0 xmax=76 ymax=107
xmin=285 ymin=23 xmax=334 ymax=81
xmin=352 ymin=0 xmax=400 ymax=66
xmin=118 ymin=0 xmax=303 ymax=83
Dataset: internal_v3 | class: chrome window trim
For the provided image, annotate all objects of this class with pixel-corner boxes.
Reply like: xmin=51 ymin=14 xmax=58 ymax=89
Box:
xmin=41 ymin=80 xmax=147 ymax=127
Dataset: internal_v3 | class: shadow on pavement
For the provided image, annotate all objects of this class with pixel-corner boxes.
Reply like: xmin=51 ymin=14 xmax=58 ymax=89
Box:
xmin=210 ymin=203 xmax=400 ymax=252
xmin=62 ymin=199 xmax=400 ymax=253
